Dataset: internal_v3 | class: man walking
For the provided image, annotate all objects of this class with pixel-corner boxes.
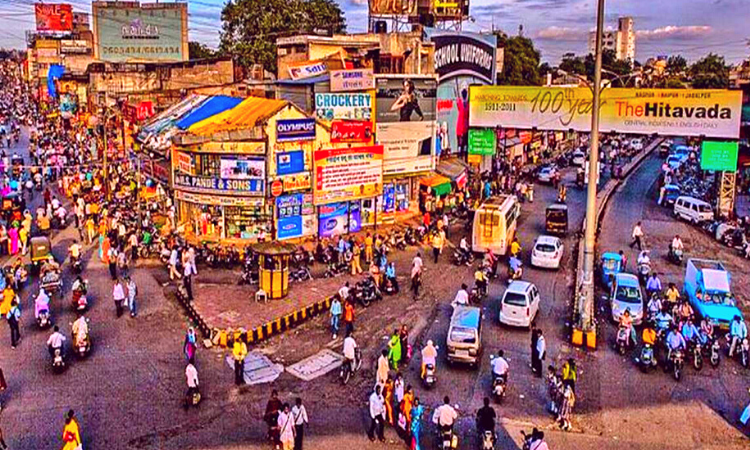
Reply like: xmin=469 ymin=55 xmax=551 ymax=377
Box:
xmin=630 ymin=221 xmax=644 ymax=250
xmin=291 ymin=397 xmax=308 ymax=450
xmin=6 ymin=299 xmax=21 ymax=348
xmin=233 ymin=336 xmax=248 ymax=385
xmin=125 ymin=276 xmax=137 ymax=317
xmin=368 ymin=385 xmax=386 ymax=442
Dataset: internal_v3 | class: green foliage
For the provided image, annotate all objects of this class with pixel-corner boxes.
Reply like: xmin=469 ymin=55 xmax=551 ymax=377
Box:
xmin=689 ymin=53 xmax=729 ymax=89
xmin=666 ymin=55 xmax=687 ymax=77
xmin=219 ymin=0 xmax=346 ymax=73
xmin=188 ymin=41 xmax=216 ymax=60
xmin=557 ymin=49 xmax=635 ymax=87
xmin=497 ymin=35 xmax=543 ymax=86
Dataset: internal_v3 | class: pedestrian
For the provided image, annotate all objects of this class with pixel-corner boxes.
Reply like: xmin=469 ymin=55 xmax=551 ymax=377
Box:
xmin=329 ymin=296 xmax=342 ymax=339
xmin=400 ymin=385 xmax=414 ymax=444
xmin=0 ymin=365 xmax=6 ymax=411
xmin=343 ymin=300 xmax=355 ymax=336
xmin=113 ymin=278 xmax=125 ymax=318
xmin=183 ymin=327 xmax=197 ymax=362
xmin=410 ymin=396 xmax=424 ymax=450
xmin=394 ymin=372 xmax=404 ymax=408
xmin=168 ymin=246 xmax=180 ymax=280
xmin=399 ymin=325 xmax=409 ymax=362
xmin=535 ymin=330 xmax=546 ymax=377
xmin=265 ymin=390 xmax=283 ymax=448
xmin=107 ymin=245 xmax=117 ymax=280
xmin=6 ymin=299 xmax=20 ymax=348
xmin=351 ymin=242 xmax=362 ymax=275
xmin=0 ymin=420 xmax=6 ymax=450
xmin=558 ymin=384 xmax=575 ymax=431
xmin=431 ymin=230 xmax=443 ymax=264
xmin=61 ymin=409 xmax=81 ymax=450
xmin=546 ymin=365 xmax=562 ymax=414
xmin=630 ymin=221 xmax=644 ymax=250
xmin=376 ymin=349 xmax=389 ymax=387
xmin=530 ymin=327 xmax=539 ymax=375
xmin=183 ymin=261 xmax=194 ymax=302
xmin=383 ymin=375 xmax=395 ymax=425
xmin=562 ymin=358 xmax=577 ymax=391
xmin=125 ymin=275 xmax=137 ymax=317
xmin=619 ymin=250 xmax=627 ymax=270
xmin=232 ymin=336 xmax=248 ymax=386
xmin=442 ymin=212 xmax=449 ymax=238
xmin=388 ymin=329 xmax=402 ymax=370
xmin=291 ymin=397 xmax=308 ymax=450
xmin=364 ymin=233 xmax=373 ymax=264
xmin=278 ymin=403 xmax=295 ymax=450
xmin=367 ymin=385 xmax=386 ymax=442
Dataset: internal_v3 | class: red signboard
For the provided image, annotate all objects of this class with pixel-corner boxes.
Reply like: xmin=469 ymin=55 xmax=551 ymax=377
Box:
xmin=271 ymin=179 xmax=283 ymax=197
xmin=331 ymin=120 xmax=373 ymax=144
xmin=35 ymin=3 xmax=73 ymax=32
xmin=136 ymin=101 xmax=154 ymax=121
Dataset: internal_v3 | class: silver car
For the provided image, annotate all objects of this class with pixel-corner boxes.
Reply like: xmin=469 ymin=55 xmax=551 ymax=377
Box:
xmin=610 ymin=273 xmax=644 ymax=325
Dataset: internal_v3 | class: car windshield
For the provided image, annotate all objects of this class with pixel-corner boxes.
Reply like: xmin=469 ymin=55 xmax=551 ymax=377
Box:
xmin=615 ymin=286 xmax=641 ymax=303
xmin=703 ymin=292 xmax=736 ymax=306
xmin=603 ymin=259 xmax=619 ymax=271
xmin=503 ymin=292 xmax=528 ymax=307
xmin=536 ymin=243 xmax=556 ymax=253
xmin=449 ymin=326 xmax=476 ymax=344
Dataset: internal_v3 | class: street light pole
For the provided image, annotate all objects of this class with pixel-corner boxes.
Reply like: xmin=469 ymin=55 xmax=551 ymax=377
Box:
xmin=580 ymin=0 xmax=606 ymax=334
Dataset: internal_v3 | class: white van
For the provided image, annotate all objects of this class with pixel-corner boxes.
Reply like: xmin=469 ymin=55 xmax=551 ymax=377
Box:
xmin=499 ymin=281 xmax=540 ymax=328
xmin=673 ymin=196 xmax=713 ymax=224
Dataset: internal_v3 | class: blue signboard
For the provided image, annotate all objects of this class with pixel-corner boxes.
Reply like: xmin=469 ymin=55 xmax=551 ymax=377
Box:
xmin=276 ymin=118 xmax=316 ymax=142
xmin=277 ymin=216 xmax=303 ymax=240
xmin=173 ymin=173 xmax=264 ymax=196
xmin=318 ymin=201 xmax=361 ymax=237
xmin=276 ymin=193 xmax=304 ymax=218
xmin=277 ymin=151 xmax=305 ymax=176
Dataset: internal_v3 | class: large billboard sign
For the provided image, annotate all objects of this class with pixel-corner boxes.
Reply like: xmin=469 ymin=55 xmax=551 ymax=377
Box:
xmin=469 ymin=87 xmax=742 ymax=139
xmin=430 ymin=32 xmax=497 ymax=84
xmin=94 ymin=3 xmax=187 ymax=62
xmin=369 ymin=0 xmax=417 ymax=16
xmin=313 ymin=145 xmax=384 ymax=205
xmin=35 ymin=3 xmax=73 ymax=32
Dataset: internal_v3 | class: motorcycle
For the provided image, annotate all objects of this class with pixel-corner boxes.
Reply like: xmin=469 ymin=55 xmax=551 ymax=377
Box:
xmin=353 ymin=278 xmax=382 ymax=307
xmin=691 ymin=341 xmax=703 ymax=371
xmin=437 ymin=426 xmax=458 ymax=450
xmin=616 ymin=326 xmax=632 ymax=355
xmin=507 ymin=265 xmax=523 ymax=285
xmin=636 ymin=344 xmax=657 ymax=372
xmin=452 ymin=249 xmax=474 ymax=266
xmin=404 ymin=227 xmax=417 ymax=246
xmin=667 ymin=247 xmax=683 ymax=265
xmin=492 ymin=375 xmax=507 ymax=403
xmin=37 ymin=309 xmax=51 ymax=329
xmin=382 ymin=276 xmax=397 ymax=295
xmin=339 ymin=348 xmax=361 ymax=385
xmin=469 ymin=285 xmax=486 ymax=305
xmin=238 ymin=266 xmax=259 ymax=285
xmin=289 ymin=266 xmax=313 ymax=282
xmin=709 ymin=336 xmax=721 ymax=368
xmin=51 ymin=347 xmax=66 ymax=373
xmin=72 ymin=258 xmax=82 ymax=274
xmin=185 ymin=387 xmax=201 ymax=408
xmin=728 ymin=337 xmax=750 ymax=368
xmin=481 ymin=430 xmax=495 ymax=450
xmin=668 ymin=349 xmax=684 ymax=381
xmin=323 ymin=262 xmax=347 ymax=279
xmin=422 ymin=363 xmax=437 ymax=389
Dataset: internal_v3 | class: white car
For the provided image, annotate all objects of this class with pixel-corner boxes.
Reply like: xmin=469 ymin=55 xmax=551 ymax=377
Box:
xmin=571 ymin=150 xmax=585 ymax=166
xmin=537 ymin=165 xmax=558 ymax=183
xmin=499 ymin=281 xmax=541 ymax=328
xmin=530 ymin=235 xmax=564 ymax=269
xmin=630 ymin=138 xmax=643 ymax=151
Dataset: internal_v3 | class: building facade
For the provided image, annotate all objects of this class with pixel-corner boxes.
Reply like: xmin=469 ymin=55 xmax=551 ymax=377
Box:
xmin=588 ymin=16 xmax=635 ymax=61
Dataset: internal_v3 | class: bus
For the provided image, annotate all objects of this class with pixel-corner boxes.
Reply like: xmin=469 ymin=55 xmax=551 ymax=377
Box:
xmin=472 ymin=195 xmax=520 ymax=255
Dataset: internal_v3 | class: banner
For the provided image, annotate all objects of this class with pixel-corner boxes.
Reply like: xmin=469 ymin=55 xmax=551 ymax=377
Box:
xmin=276 ymin=193 xmax=315 ymax=240
xmin=276 ymin=118 xmax=316 ymax=142
xmin=377 ymin=122 xmax=434 ymax=175
xmin=376 ymin=76 xmax=437 ymax=123
xmin=330 ymin=69 xmax=375 ymax=92
xmin=60 ymin=40 xmax=89 ymax=54
xmin=219 ymin=156 xmax=265 ymax=180
xmin=94 ymin=3 xmax=186 ymax=62
xmin=35 ymin=4 xmax=73 ymax=32
xmin=276 ymin=150 xmax=305 ymax=175
xmin=318 ymin=202 xmax=361 ymax=237
xmin=313 ymin=145 xmax=384 ymax=205
xmin=468 ymin=128 xmax=496 ymax=155
xmin=701 ymin=141 xmax=738 ymax=171
xmin=288 ymin=59 xmax=328 ymax=80
xmin=469 ymin=86 xmax=742 ymax=139
xmin=369 ymin=0 xmax=417 ymax=16
xmin=331 ymin=120 xmax=373 ymax=143
xmin=315 ymin=93 xmax=373 ymax=122
xmin=430 ymin=32 xmax=497 ymax=84
xmin=174 ymin=173 xmax=264 ymax=196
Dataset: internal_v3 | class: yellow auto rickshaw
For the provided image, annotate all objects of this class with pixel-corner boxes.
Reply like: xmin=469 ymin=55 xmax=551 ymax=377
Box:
xmin=545 ymin=204 xmax=568 ymax=235
xmin=30 ymin=236 xmax=53 ymax=274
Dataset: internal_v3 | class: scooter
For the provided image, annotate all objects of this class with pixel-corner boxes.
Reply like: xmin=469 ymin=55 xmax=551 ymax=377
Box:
xmin=481 ymin=430 xmax=495 ymax=450
xmin=37 ymin=309 xmax=51 ymax=329
xmin=51 ymin=347 xmax=66 ymax=373
xmin=452 ymin=249 xmax=474 ymax=266
xmin=492 ymin=375 xmax=507 ymax=403
xmin=667 ymin=247 xmax=683 ymax=265
xmin=437 ymin=426 xmax=458 ymax=450
xmin=422 ymin=363 xmax=437 ymax=389
xmin=185 ymin=387 xmax=201 ymax=408
xmin=636 ymin=344 xmax=657 ymax=372
xmin=616 ymin=326 xmax=632 ymax=355
xmin=507 ymin=265 xmax=523 ymax=285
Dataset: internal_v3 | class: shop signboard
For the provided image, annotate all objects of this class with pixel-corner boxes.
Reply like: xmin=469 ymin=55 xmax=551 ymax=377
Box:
xmin=288 ymin=59 xmax=328 ymax=80
xmin=276 ymin=193 xmax=314 ymax=240
xmin=276 ymin=150 xmax=305 ymax=175
xmin=331 ymin=120 xmax=373 ymax=143
xmin=175 ymin=191 xmax=264 ymax=207
xmin=60 ymin=40 xmax=90 ymax=54
xmin=376 ymin=76 xmax=437 ymax=123
xmin=368 ymin=0 xmax=417 ymax=16
xmin=187 ymin=141 xmax=265 ymax=155
xmin=175 ymin=151 xmax=194 ymax=175
xmin=700 ymin=141 xmax=739 ymax=171
xmin=313 ymin=145 xmax=384 ymax=205
xmin=275 ymin=173 xmax=312 ymax=192
xmin=433 ymin=0 xmax=469 ymax=18
xmin=318 ymin=202 xmax=361 ymax=237
xmin=173 ymin=173 xmax=264 ymax=196
xmin=218 ymin=156 xmax=265 ymax=180
xmin=276 ymin=118 xmax=316 ymax=142
xmin=468 ymin=128 xmax=496 ymax=155
xmin=94 ymin=3 xmax=186 ymax=62
xmin=314 ymin=93 xmax=373 ymax=122
xmin=469 ymin=86 xmax=743 ymax=139
xmin=35 ymin=3 xmax=73 ymax=32
xmin=330 ymin=69 xmax=375 ymax=92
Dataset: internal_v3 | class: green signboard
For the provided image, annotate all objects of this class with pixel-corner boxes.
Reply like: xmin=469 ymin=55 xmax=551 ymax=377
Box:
xmin=95 ymin=5 xmax=186 ymax=62
xmin=700 ymin=141 xmax=738 ymax=172
xmin=468 ymin=128 xmax=496 ymax=155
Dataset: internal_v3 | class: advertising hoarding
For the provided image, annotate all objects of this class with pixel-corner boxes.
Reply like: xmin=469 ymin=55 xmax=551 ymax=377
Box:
xmin=330 ymin=69 xmax=375 ymax=92
xmin=318 ymin=202 xmax=361 ymax=237
xmin=315 ymin=92 xmax=373 ymax=122
xmin=35 ymin=3 xmax=73 ymax=32
xmin=368 ymin=0 xmax=417 ymax=16
xmin=276 ymin=193 xmax=315 ymax=240
xmin=468 ymin=128 xmax=496 ymax=155
xmin=377 ymin=122 xmax=434 ymax=174
xmin=700 ymin=141 xmax=739 ymax=171
xmin=376 ymin=77 xmax=437 ymax=123
xmin=430 ymin=32 xmax=497 ymax=84
xmin=469 ymin=86 xmax=742 ymax=139
xmin=288 ymin=59 xmax=328 ymax=80
xmin=313 ymin=145 xmax=384 ymax=205
xmin=60 ymin=40 xmax=90 ymax=54
xmin=94 ymin=3 xmax=187 ymax=62
xmin=331 ymin=120 xmax=373 ymax=143
xmin=276 ymin=150 xmax=305 ymax=175
xmin=173 ymin=173 xmax=264 ymax=196
xmin=276 ymin=118 xmax=316 ymax=142
xmin=219 ymin=156 xmax=265 ymax=180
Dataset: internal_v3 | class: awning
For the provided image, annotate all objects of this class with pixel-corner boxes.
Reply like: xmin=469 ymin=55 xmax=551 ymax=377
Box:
xmin=437 ymin=157 xmax=468 ymax=180
xmin=188 ymin=97 xmax=288 ymax=136
xmin=176 ymin=96 xmax=243 ymax=130
xmin=420 ymin=174 xmax=452 ymax=197
xmin=139 ymin=94 xmax=208 ymax=137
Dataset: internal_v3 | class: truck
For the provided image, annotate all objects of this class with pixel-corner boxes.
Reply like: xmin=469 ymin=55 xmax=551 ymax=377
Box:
xmin=684 ymin=258 xmax=742 ymax=330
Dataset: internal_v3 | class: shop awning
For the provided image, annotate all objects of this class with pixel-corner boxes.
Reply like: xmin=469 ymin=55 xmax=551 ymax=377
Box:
xmin=188 ymin=97 xmax=289 ymax=136
xmin=139 ymin=94 xmax=208 ymax=138
xmin=176 ymin=96 xmax=243 ymax=130
xmin=437 ymin=158 xmax=468 ymax=180
xmin=420 ymin=174 xmax=452 ymax=196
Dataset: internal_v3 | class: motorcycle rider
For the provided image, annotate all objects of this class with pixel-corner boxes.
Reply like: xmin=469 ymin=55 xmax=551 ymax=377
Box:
xmin=71 ymin=314 xmax=89 ymax=348
xmin=452 ymin=284 xmax=469 ymax=308
xmin=681 ymin=319 xmax=700 ymax=349
xmin=526 ymin=429 xmax=550 ymax=450
xmin=670 ymin=234 xmax=684 ymax=258
xmin=510 ymin=238 xmax=522 ymax=258
xmin=508 ymin=254 xmax=522 ymax=279
xmin=647 ymin=294 xmax=662 ymax=322
xmin=343 ymin=331 xmax=358 ymax=373
xmin=46 ymin=325 xmax=66 ymax=357
xmin=474 ymin=267 xmax=487 ymax=297
xmin=34 ymin=287 xmax=50 ymax=319
xmin=636 ymin=249 xmax=651 ymax=267
xmin=491 ymin=350 xmax=509 ymax=383
xmin=665 ymin=283 xmax=680 ymax=306
xmin=186 ymin=357 xmax=199 ymax=400
xmin=655 ymin=306 xmax=674 ymax=337
xmin=618 ymin=308 xmax=636 ymax=346
xmin=645 ymin=272 xmax=662 ymax=297
xmin=485 ymin=249 xmax=498 ymax=278
xmin=475 ymin=397 xmax=497 ymax=444
xmin=642 ymin=324 xmax=656 ymax=347
xmin=68 ymin=240 xmax=81 ymax=266
xmin=699 ymin=317 xmax=714 ymax=346
xmin=421 ymin=339 xmax=438 ymax=379
xmin=728 ymin=315 xmax=748 ymax=358
xmin=432 ymin=396 xmax=458 ymax=433
xmin=666 ymin=326 xmax=687 ymax=361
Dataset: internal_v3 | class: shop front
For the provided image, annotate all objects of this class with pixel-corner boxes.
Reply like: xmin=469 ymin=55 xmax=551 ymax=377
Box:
xmin=175 ymin=191 xmax=267 ymax=240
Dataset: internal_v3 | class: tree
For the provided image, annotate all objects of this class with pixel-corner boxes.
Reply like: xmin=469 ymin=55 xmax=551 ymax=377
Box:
xmin=666 ymin=55 xmax=687 ymax=77
xmin=559 ymin=53 xmax=586 ymax=77
xmin=220 ymin=0 xmax=345 ymax=73
xmin=496 ymin=34 xmax=543 ymax=86
xmin=689 ymin=53 xmax=729 ymax=89
xmin=189 ymin=41 xmax=216 ymax=60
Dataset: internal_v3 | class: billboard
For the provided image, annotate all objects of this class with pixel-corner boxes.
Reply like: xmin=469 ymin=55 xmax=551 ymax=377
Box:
xmin=468 ymin=128 xmax=496 ymax=155
xmin=94 ymin=3 xmax=187 ymax=62
xmin=430 ymin=31 xmax=497 ymax=84
xmin=288 ymin=59 xmax=328 ymax=80
xmin=313 ymin=145 xmax=384 ymax=205
xmin=369 ymin=0 xmax=417 ymax=16
xmin=469 ymin=87 xmax=742 ymax=139
xmin=276 ymin=118 xmax=316 ymax=142
xmin=701 ymin=141 xmax=738 ymax=171
xmin=433 ymin=0 xmax=469 ymax=18
xmin=35 ymin=3 xmax=73 ymax=32
xmin=331 ymin=120 xmax=373 ymax=143
xmin=330 ymin=69 xmax=375 ymax=92
xmin=318 ymin=202 xmax=362 ymax=237
xmin=218 ymin=156 xmax=265 ymax=180
xmin=376 ymin=76 xmax=437 ymax=174
xmin=315 ymin=92 xmax=373 ymax=122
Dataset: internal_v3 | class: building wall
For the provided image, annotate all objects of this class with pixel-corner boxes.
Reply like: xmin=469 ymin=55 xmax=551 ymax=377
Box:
xmin=163 ymin=59 xmax=235 ymax=91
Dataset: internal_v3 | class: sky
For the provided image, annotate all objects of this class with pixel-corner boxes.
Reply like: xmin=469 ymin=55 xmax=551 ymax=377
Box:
xmin=1 ymin=0 xmax=749 ymax=64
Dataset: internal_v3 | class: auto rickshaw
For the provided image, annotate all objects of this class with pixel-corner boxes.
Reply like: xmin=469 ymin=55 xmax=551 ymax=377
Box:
xmin=600 ymin=252 xmax=623 ymax=289
xmin=2 ymin=192 xmax=24 ymax=223
xmin=545 ymin=204 xmax=568 ymax=235
xmin=30 ymin=236 xmax=53 ymax=274
xmin=661 ymin=184 xmax=681 ymax=206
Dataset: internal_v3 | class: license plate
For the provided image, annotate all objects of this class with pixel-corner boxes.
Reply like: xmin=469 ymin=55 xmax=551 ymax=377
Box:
xmin=456 ymin=349 xmax=469 ymax=357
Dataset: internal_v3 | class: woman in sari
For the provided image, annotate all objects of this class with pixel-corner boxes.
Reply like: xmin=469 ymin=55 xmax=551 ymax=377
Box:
xmin=401 ymin=385 xmax=414 ymax=444
xmin=410 ymin=397 xmax=424 ymax=450
xmin=383 ymin=376 xmax=395 ymax=426
xmin=100 ymin=235 xmax=110 ymax=264
xmin=7 ymin=226 xmax=18 ymax=255
xmin=61 ymin=409 xmax=81 ymax=450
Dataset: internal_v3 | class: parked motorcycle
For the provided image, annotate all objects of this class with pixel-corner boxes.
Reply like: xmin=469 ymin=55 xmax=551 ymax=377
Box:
xmin=353 ymin=277 xmax=382 ymax=307
xmin=290 ymin=266 xmax=313 ymax=282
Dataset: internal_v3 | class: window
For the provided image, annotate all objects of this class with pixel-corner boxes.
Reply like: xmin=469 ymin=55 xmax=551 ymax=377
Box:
xmin=480 ymin=211 xmax=498 ymax=239
xmin=503 ymin=292 xmax=528 ymax=307
xmin=195 ymin=154 xmax=220 ymax=177
xmin=535 ymin=243 xmax=556 ymax=253
xmin=449 ymin=326 xmax=476 ymax=344
xmin=615 ymin=286 xmax=641 ymax=303
xmin=504 ymin=203 xmax=519 ymax=228
xmin=698 ymin=204 xmax=712 ymax=213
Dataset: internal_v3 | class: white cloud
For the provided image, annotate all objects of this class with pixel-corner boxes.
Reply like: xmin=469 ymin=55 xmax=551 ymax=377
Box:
xmin=636 ymin=25 xmax=713 ymax=41
xmin=349 ymin=0 xmax=368 ymax=5
xmin=535 ymin=26 xmax=586 ymax=40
